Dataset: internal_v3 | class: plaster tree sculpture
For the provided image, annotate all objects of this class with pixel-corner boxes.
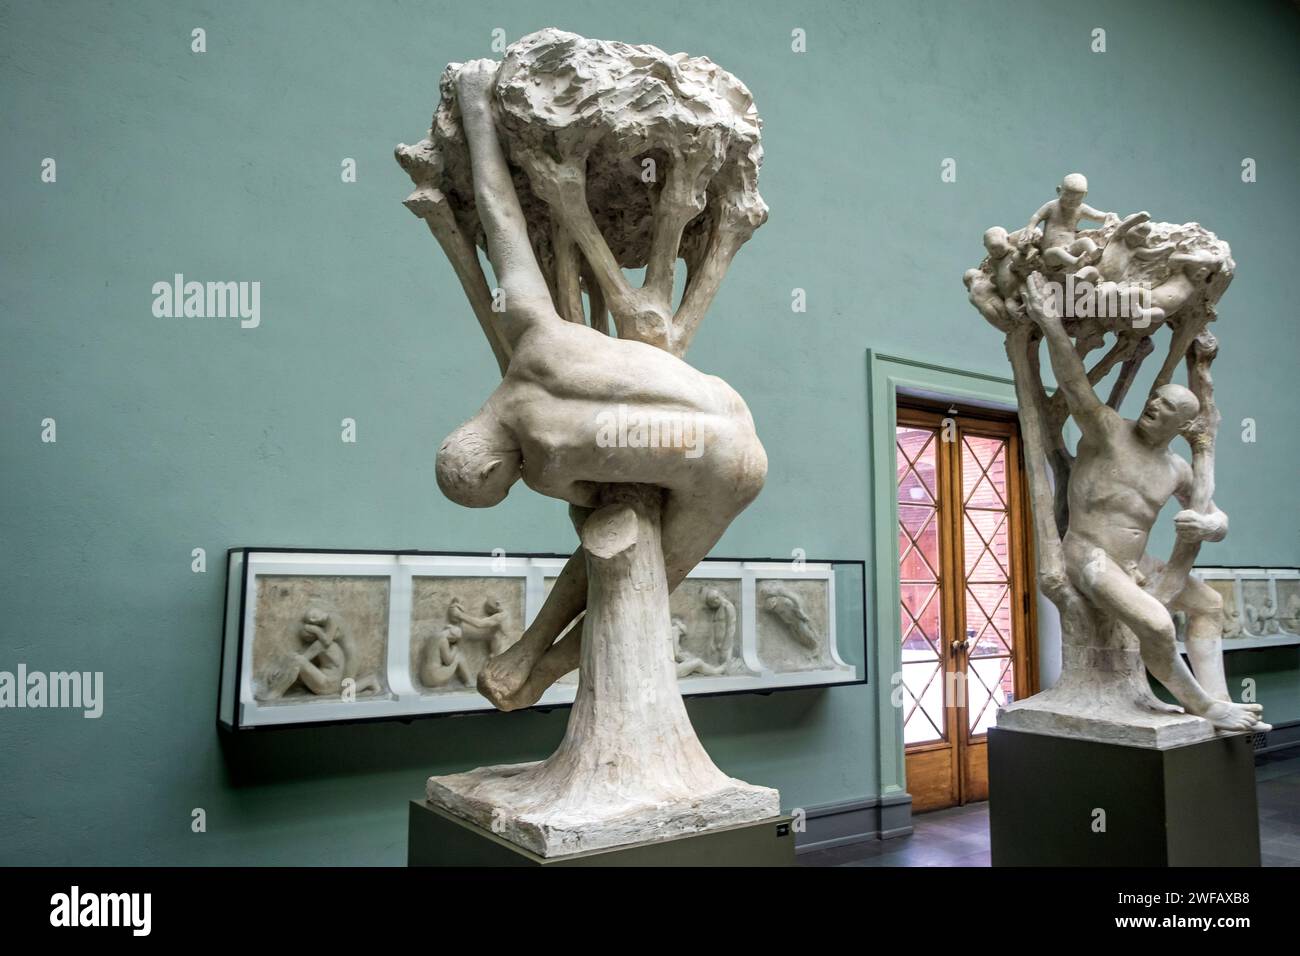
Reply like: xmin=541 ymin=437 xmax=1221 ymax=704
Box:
xmin=966 ymin=174 xmax=1269 ymax=747
xmin=395 ymin=29 xmax=778 ymax=854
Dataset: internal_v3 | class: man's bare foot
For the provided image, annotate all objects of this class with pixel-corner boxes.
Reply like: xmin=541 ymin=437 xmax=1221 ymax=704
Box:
xmin=477 ymin=645 xmax=534 ymax=709
xmin=478 ymin=634 xmax=579 ymax=711
xmin=1195 ymin=700 xmax=1268 ymax=732
xmin=483 ymin=673 xmax=546 ymax=713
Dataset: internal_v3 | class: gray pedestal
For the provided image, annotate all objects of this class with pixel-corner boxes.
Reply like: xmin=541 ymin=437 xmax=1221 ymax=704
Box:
xmin=408 ymin=800 xmax=796 ymax=867
xmin=988 ymin=727 xmax=1260 ymax=866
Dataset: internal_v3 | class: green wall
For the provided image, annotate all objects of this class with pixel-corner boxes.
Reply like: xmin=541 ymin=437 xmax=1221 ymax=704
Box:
xmin=2 ymin=0 xmax=1297 ymax=864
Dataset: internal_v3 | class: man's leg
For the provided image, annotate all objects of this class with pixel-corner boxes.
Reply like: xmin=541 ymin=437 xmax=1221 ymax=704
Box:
xmin=1171 ymin=577 xmax=1231 ymax=703
xmin=480 ymin=473 xmax=761 ymax=709
xmin=1076 ymin=553 xmax=1263 ymax=730
xmin=477 ymin=507 xmax=590 ymax=708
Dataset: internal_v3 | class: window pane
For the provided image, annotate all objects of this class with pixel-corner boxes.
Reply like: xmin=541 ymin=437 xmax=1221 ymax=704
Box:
xmin=959 ymin=433 xmax=1014 ymax=738
xmin=897 ymin=424 xmax=944 ymax=744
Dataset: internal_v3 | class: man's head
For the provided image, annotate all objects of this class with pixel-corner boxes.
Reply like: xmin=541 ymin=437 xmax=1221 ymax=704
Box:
xmin=1135 ymin=383 xmax=1199 ymax=445
xmin=436 ymin=412 xmax=521 ymax=508
xmin=483 ymin=597 xmax=501 ymax=614
xmin=983 ymin=226 xmax=1013 ymax=258
xmin=1057 ymin=172 xmax=1089 ymax=209
xmin=704 ymin=588 xmax=722 ymax=609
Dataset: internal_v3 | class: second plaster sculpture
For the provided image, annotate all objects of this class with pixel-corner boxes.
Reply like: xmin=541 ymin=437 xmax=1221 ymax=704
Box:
xmin=397 ymin=29 xmax=778 ymax=854
xmin=966 ymin=174 xmax=1268 ymax=747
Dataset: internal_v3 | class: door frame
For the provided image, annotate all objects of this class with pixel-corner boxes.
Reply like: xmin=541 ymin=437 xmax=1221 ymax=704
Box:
xmin=867 ymin=350 xmax=1043 ymax=824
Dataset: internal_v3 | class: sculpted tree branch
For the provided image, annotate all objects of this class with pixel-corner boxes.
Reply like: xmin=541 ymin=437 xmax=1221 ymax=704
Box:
xmin=398 ymin=32 xmax=767 ymax=365
xmin=1149 ymin=330 xmax=1221 ymax=604
xmin=401 ymin=184 xmax=511 ymax=376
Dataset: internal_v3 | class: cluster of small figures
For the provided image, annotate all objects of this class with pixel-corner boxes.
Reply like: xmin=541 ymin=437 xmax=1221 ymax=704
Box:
xmin=1219 ymin=593 xmax=1300 ymax=638
xmin=965 ymin=173 xmax=1228 ymax=332
xmin=420 ymin=597 xmax=515 ymax=689
xmin=671 ymin=583 xmax=824 ymax=678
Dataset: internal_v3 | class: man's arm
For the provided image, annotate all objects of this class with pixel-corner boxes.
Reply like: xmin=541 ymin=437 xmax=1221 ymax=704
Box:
xmin=456 ymin=60 xmax=556 ymax=333
xmin=1173 ymin=458 xmax=1228 ymax=542
xmin=1022 ymin=201 xmax=1053 ymax=242
xmin=453 ymin=610 xmax=501 ymax=632
xmin=1078 ymin=203 xmax=1110 ymax=223
xmin=1023 ymin=272 xmax=1111 ymax=432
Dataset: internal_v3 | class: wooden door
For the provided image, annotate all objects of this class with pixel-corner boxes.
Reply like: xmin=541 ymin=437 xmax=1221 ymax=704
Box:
xmin=895 ymin=402 xmax=1036 ymax=812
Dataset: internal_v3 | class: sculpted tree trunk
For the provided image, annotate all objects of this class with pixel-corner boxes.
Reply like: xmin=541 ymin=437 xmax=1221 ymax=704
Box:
xmin=399 ymin=29 xmax=779 ymax=854
xmin=427 ymin=485 xmax=769 ymax=855
xmin=966 ymin=176 xmax=1266 ymax=747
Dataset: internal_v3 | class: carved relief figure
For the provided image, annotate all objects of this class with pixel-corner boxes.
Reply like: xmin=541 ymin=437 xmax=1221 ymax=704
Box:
xmin=672 ymin=617 xmax=725 ymax=678
xmin=703 ymin=587 xmax=737 ymax=663
xmin=251 ymin=576 xmax=389 ymax=702
xmin=1280 ymin=590 xmax=1300 ymax=634
xmin=420 ymin=605 xmax=473 ymax=689
xmin=761 ymin=582 xmax=820 ymax=650
xmin=412 ymin=585 xmax=523 ymax=692
xmin=1245 ymin=595 xmax=1281 ymax=636
xmin=256 ymin=604 xmax=383 ymax=700
xmin=1223 ymin=605 xmax=1244 ymax=638
xmin=452 ymin=596 xmax=518 ymax=656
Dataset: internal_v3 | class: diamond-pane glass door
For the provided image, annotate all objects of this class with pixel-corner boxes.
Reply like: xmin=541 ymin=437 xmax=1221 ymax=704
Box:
xmin=897 ymin=403 xmax=1033 ymax=813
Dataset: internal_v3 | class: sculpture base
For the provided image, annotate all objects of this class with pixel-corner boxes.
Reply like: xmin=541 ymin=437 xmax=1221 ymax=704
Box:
xmin=408 ymin=799 xmax=794 ymax=866
xmin=988 ymin=727 xmax=1260 ymax=866
xmin=426 ymin=760 xmax=781 ymax=857
xmin=996 ymin=688 xmax=1216 ymax=749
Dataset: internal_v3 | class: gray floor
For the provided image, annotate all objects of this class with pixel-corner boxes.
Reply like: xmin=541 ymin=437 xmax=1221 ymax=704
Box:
xmin=800 ymin=749 xmax=1300 ymax=867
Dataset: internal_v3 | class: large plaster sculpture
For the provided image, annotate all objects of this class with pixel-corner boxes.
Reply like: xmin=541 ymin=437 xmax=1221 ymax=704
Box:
xmin=396 ymin=29 xmax=778 ymax=854
xmin=966 ymin=174 xmax=1269 ymax=747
